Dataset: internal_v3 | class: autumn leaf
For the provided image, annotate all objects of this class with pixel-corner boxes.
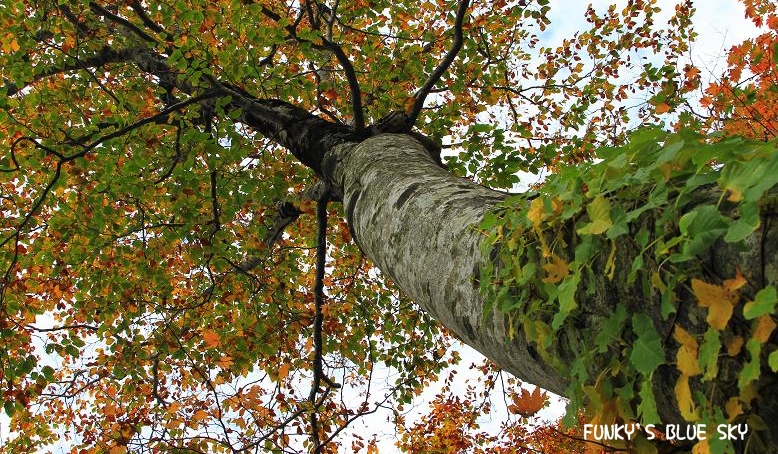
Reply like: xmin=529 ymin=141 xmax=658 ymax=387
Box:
xmin=277 ymin=363 xmax=291 ymax=382
xmin=691 ymin=439 xmax=711 ymax=454
xmin=542 ymin=255 xmax=569 ymax=283
xmin=692 ymin=279 xmax=738 ymax=330
xmin=674 ymin=375 xmax=699 ymax=422
xmin=655 ymin=103 xmax=672 ymax=114
xmin=216 ymin=355 xmax=234 ymax=369
xmin=508 ymin=386 xmax=547 ymax=417
xmin=527 ymin=197 xmax=547 ymax=227
xmin=752 ymin=314 xmax=777 ymax=343
xmin=192 ymin=409 xmax=209 ymax=422
xmin=673 ymin=326 xmax=701 ymax=377
xmin=202 ymin=330 xmax=221 ymax=349
xmin=725 ymin=397 xmax=744 ymax=422
xmin=576 ymin=195 xmax=613 ymax=235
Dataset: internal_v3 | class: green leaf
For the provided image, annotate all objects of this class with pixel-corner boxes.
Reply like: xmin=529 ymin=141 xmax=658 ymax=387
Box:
xmin=629 ymin=314 xmax=665 ymax=375
xmin=552 ymin=272 xmax=580 ymax=329
xmin=637 ymin=379 xmax=661 ymax=425
xmin=699 ymin=329 xmax=721 ymax=380
xmin=724 ymin=201 xmax=760 ymax=243
xmin=576 ymin=195 xmax=613 ymax=235
xmin=744 ymin=286 xmax=778 ymax=320
xmin=470 ymin=123 xmax=492 ymax=133
xmin=3 ymin=401 xmax=16 ymax=418
xmin=719 ymin=150 xmax=778 ymax=202
xmin=739 ymin=339 xmax=762 ymax=389
xmin=769 ymin=350 xmax=778 ymax=372
xmin=672 ymin=205 xmax=728 ymax=261
xmin=594 ymin=303 xmax=628 ymax=352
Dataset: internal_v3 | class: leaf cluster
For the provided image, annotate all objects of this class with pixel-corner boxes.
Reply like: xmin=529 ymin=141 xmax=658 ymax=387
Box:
xmin=480 ymin=126 xmax=778 ymax=453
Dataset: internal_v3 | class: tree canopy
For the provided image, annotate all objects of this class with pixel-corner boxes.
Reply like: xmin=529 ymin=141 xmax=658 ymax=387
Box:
xmin=1 ymin=0 xmax=777 ymax=453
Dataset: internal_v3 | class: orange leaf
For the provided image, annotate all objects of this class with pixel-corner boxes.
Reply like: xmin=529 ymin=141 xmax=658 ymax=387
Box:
xmin=216 ymin=355 xmax=234 ymax=369
xmin=277 ymin=363 xmax=291 ymax=381
xmin=726 ymin=335 xmax=744 ymax=356
xmin=509 ymin=386 xmax=547 ymax=417
xmin=692 ymin=439 xmax=711 ymax=454
xmin=202 ymin=330 xmax=220 ymax=349
xmin=542 ymin=255 xmax=569 ymax=283
xmin=753 ymin=314 xmax=777 ymax=343
xmin=725 ymin=397 xmax=744 ymax=422
xmin=192 ymin=409 xmax=209 ymax=422
xmin=655 ymin=103 xmax=671 ymax=114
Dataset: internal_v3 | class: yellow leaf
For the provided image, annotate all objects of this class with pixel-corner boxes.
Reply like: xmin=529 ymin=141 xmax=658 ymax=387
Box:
xmin=725 ymin=397 xmax=743 ymax=422
xmin=527 ymin=197 xmax=546 ymax=227
xmin=202 ymin=329 xmax=220 ymax=349
xmin=752 ymin=314 xmax=777 ymax=343
xmin=724 ymin=270 xmax=747 ymax=292
xmin=576 ymin=195 xmax=613 ymax=235
xmin=604 ymin=240 xmax=617 ymax=280
xmin=674 ymin=326 xmax=701 ymax=377
xmin=674 ymin=375 xmax=699 ymax=421
xmin=541 ymin=255 xmax=569 ymax=283
xmin=691 ymin=438 xmax=711 ymax=454
xmin=692 ymin=279 xmax=736 ymax=330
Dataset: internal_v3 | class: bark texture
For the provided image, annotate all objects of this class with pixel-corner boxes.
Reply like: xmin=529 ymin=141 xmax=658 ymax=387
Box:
xmin=322 ymin=134 xmax=568 ymax=394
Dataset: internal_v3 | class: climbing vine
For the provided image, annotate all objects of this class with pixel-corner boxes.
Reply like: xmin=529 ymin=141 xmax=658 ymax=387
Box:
xmin=480 ymin=127 xmax=778 ymax=453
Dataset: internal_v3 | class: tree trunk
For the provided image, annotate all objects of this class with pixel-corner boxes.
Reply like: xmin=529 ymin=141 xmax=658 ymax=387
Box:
xmin=318 ymin=133 xmax=778 ymax=453
xmin=322 ymin=134 xmax=568 ymax=394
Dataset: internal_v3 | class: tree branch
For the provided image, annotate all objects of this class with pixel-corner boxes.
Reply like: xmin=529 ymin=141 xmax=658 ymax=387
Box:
xmin=89 ymin=1 xmax=159 ymax=44
xmin=308 ymin=184 xmax=333 ymax=454
xmin=407 ymin=0 xmax=470 ymax=126
xmin=258 ymin=4 xmax=366 ymax=133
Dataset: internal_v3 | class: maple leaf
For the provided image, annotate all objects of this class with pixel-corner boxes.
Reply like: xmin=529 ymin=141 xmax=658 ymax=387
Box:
xmin=508 ymin=386 xmax=547 ymax=417
xmin=202 ymin=330 xmax=221 ymax=349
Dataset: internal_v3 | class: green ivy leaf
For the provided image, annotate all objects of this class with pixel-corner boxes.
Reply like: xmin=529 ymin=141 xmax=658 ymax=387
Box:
xmin=739 ymin=339 xmax=762 ymax=389
xmin=724 ymin=201 xmax=760 ymax=243
xmin=629 ymin=314 xmax=665 ymax=375
xmin=743 ymin=286 xmax=777 ymax=320
xmin=769 ymin=351 xmax=778 ymax=372
xmin=699 ymin=329 xmax=721 ymax=380
xmin=637 ymin=379 xmax=661 ymax=425
xmin=671 ymin=205 xmax=728 ymax=262
xmin=576 ymin=195 xmax=613 ymax=235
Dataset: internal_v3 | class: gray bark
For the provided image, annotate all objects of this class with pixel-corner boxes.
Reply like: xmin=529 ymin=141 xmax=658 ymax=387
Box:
xmin=322 ymin=134 xmax=568 ymax=394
